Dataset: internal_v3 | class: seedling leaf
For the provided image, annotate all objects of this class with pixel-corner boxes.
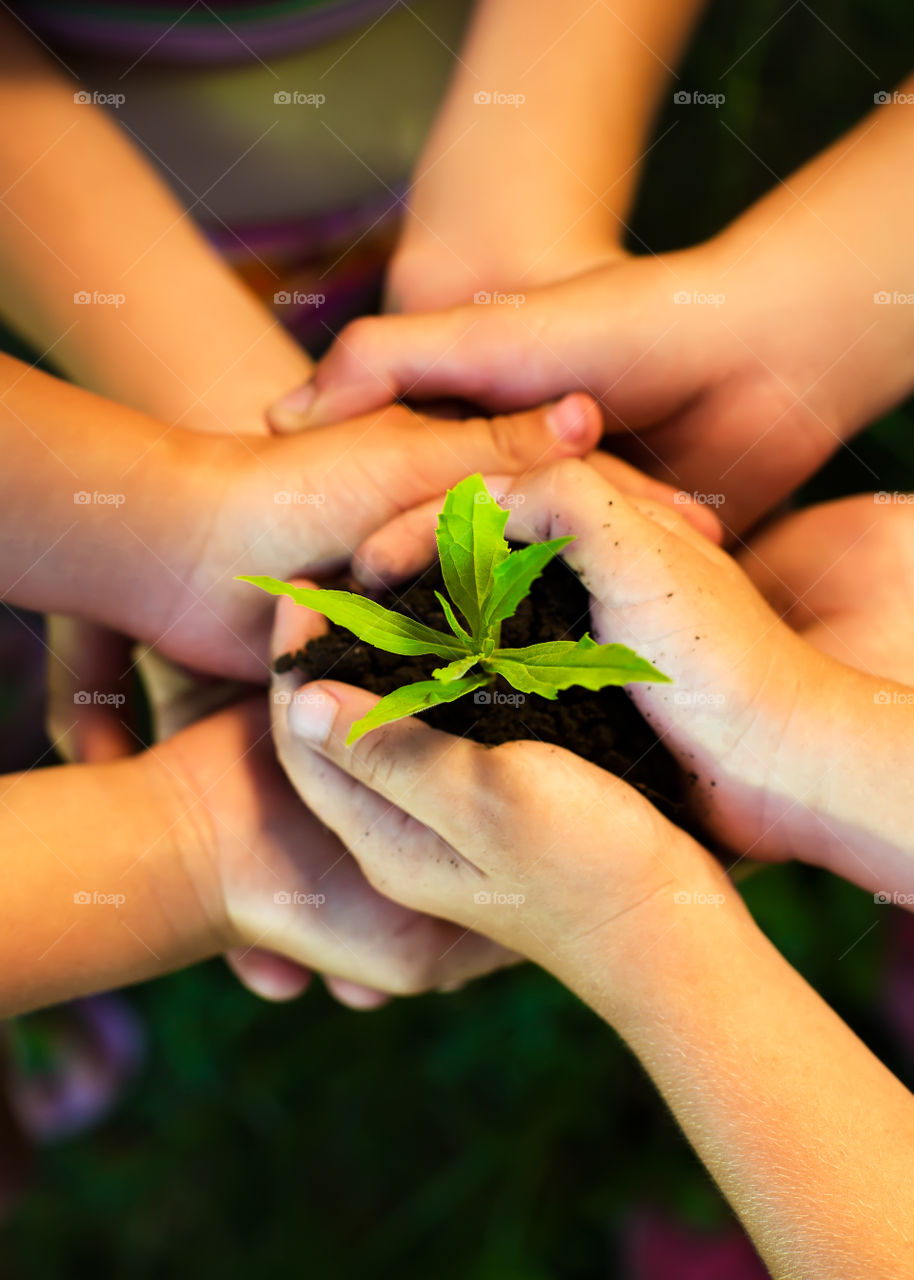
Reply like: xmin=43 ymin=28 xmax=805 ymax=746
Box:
xmin=435 ymin=475 xmax=509 ymax=642
xmin=236 ymin=575 xmax=465 ymax=659
xmin=485 ymin=536 xmax=574 ymax=630
xmin=488 ymin=635 xmax=670 ymax=697
xmin=347 ymin=674 xmax=491 ymax=744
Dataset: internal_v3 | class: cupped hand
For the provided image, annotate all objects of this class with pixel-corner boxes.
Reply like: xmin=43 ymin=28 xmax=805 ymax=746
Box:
xmin=266 ymin=245 xmax=856 ymax=533
xmin=265 ymin=657 xmax=727 ymax=1010
xmin=160 ymin=396 xmax=603 ymax=683
xmin=151 ymin=694 xmax=514 ymax=1006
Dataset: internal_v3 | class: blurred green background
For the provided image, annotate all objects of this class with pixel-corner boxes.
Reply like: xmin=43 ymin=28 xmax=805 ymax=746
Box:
xmin=3 ymin=1 xmax=913 ymax=1276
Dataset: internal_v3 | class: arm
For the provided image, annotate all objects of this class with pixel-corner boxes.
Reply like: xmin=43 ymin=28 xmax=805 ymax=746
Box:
xmin=269 ymin=666 xmax=914 ymax=1279
xmin=352 ymin=458 xmax=914 ymax=896
xmin=0 ymin=354 xmax=604 ymax=676
xmin=388 ymin=0 xmax=707 ymax=308
xmin=279 ymin=76 xmax=914 ymax=531
xmin=0 ymin=12 xmax=311 ymax=436
xmin=0 ymin=698 xmax=508 ymax=1018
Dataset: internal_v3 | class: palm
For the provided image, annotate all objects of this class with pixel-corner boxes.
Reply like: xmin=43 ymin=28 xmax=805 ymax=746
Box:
xmin=159 ymin=700 xmax=510 ymax=994
xmin=738 ymin=496 xmax=914 ymax=684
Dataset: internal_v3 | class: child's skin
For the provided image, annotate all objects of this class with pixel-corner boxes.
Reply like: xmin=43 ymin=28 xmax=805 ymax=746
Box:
xmin=0 ymin=696 xmax=513 ymax=1018
xmin=381 ymin=0 xmax=706 ymax=313
xmin=351 ymin=460 xmax=914 ymax=894
xmin=274 ymin=78 xmax=914 ymax=533
xmin=0 ymin=357 xmax=610 ymax=682
xmin=267 ymin=463 xmax=914 ymax=1277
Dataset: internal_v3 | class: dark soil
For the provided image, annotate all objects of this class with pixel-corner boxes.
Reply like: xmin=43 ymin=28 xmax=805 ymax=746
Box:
xmin=276 ymin=555 xmax=685 ymax=820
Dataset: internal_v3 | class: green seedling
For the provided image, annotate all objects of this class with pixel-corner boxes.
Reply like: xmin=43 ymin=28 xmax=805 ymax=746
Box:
xmin=238 ymin=475 xmax=669 ymax=744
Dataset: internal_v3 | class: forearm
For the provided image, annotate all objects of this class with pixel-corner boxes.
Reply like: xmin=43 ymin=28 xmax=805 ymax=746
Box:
xmin=780 ymin=663 xmax=914 ymax=895
xmin=0 ymin=354 xmax=212 ymax=631
xmin=716 ymin=73 xmax=914 ymax=432
xmin=0 ymin=15 xmax=311 ymax=435
xmin=579 ymin=885 xmax=914 ymax=1278
xmin=394 ymin=0 xmax=707 ymax=299
xmin=0 ymin=752 xmax=221 ymax=1016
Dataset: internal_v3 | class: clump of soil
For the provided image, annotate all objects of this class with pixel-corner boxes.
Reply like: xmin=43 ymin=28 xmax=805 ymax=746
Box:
xmin=276 ymin=556 xmax=684 ymax=819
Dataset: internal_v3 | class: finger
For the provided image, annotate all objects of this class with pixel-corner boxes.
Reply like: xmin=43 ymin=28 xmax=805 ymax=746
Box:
xmin=586 ymin=452 xmax=723 ymax=544
xmin=45 ymin=618 xmax=136 ymax=763
xmin=282 ymin=680 xmax=512 ymax=863
xmin=268 ymin=303 xmax=550 ymax=430
xmin=402 ymin=393 xmax=602 ymax=484
xmin=322 ymin=977 xmax=390 ymax=1010
xmin=225 ymin=948 xmax=313 ymax=1001
xmin=351 ymin=454 xmax=721 ymax=590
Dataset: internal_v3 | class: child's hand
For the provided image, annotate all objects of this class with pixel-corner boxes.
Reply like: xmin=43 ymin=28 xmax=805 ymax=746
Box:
xmin=270 ymin=86 xmax=914 ymax=533
xmin=353 ymin=459 xmax=914 ymax=893
xmin=148 ymin=698 xmax=513 ymax=1005
xmin=265 ymin=628 xmax=725 ymax=1002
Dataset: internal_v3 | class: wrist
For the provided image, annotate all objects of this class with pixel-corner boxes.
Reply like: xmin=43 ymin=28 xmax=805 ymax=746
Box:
xmin=137 ymin=739 xmax=236 ymax=958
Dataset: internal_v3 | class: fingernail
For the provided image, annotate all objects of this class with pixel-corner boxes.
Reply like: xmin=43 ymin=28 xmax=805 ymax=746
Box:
xmin=546 ymin=395 xmax=589 ymax=444
xmin=269 ymin=382 xmax=317 ymax=429
xmin=288 ymin=684 xmax=338 ymax=744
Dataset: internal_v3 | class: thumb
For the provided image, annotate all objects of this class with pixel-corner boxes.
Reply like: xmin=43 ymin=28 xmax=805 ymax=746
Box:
xmin=267 ymin=299 xmax=574 ymax=431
